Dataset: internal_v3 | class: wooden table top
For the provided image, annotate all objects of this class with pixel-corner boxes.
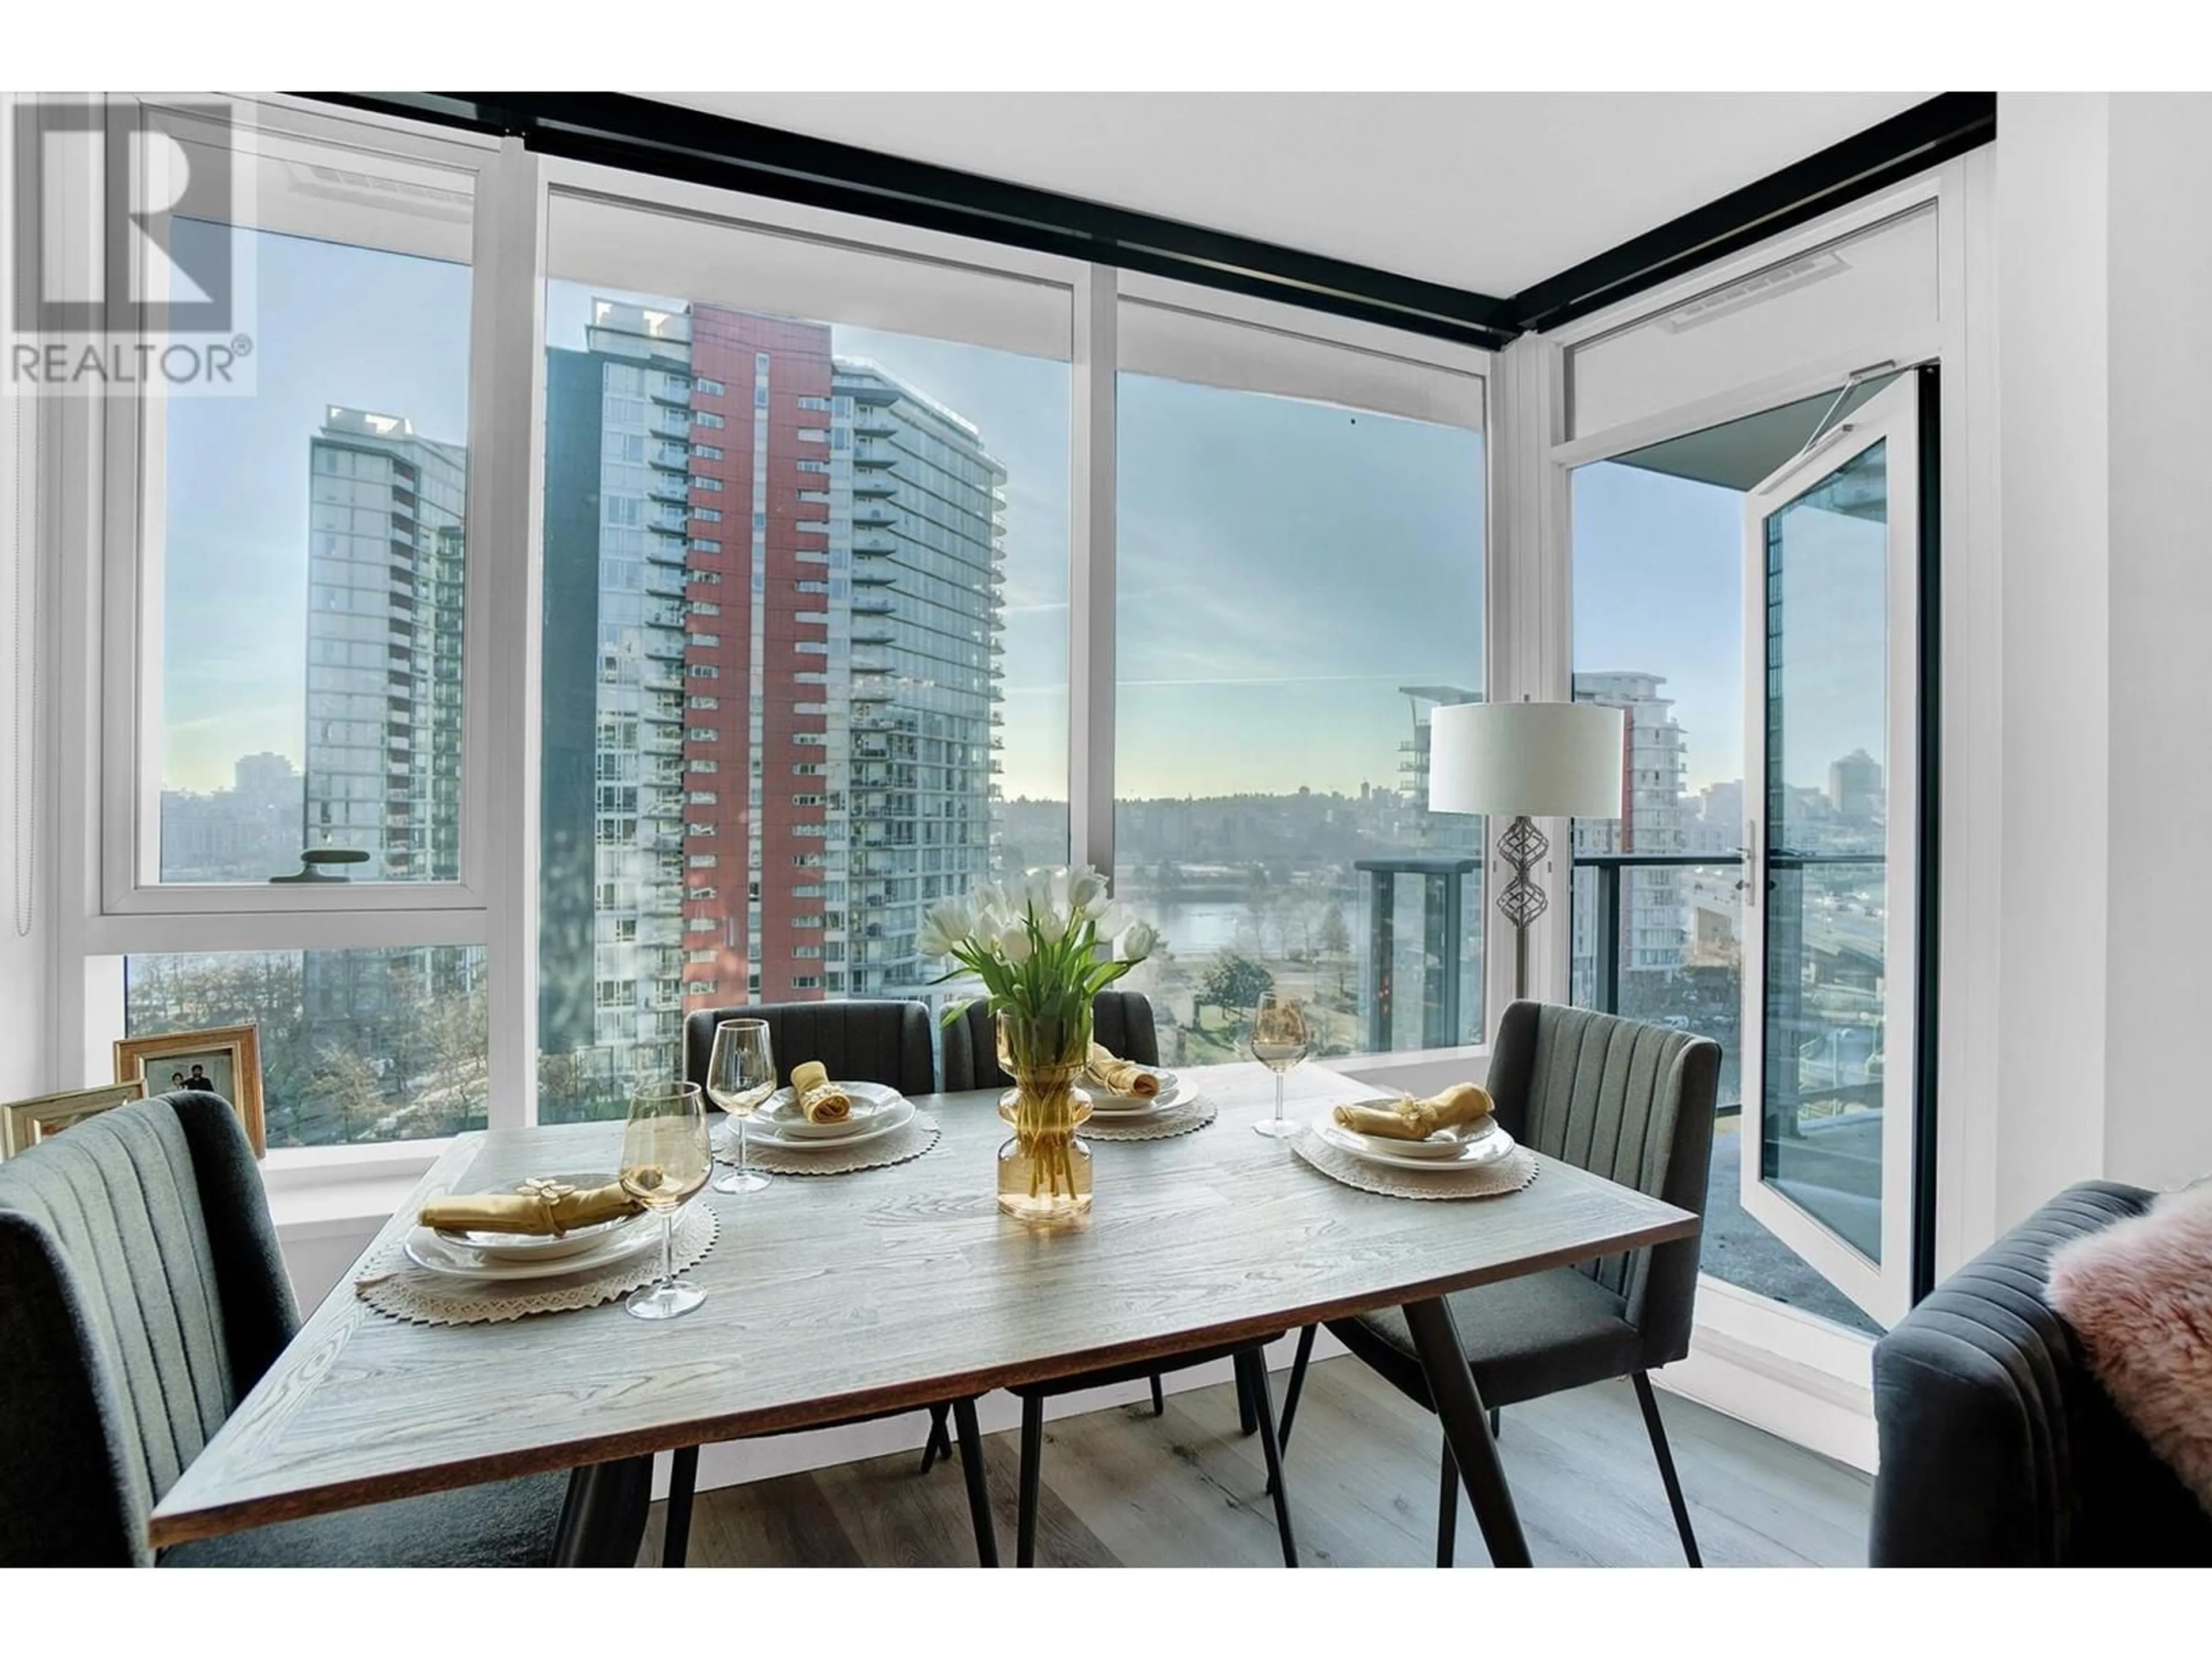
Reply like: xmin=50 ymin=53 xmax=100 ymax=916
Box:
xmin=150 ymin=1063 xmax=1696 ymax=1548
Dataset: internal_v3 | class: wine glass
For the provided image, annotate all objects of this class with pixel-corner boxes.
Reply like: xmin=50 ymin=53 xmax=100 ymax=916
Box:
xmin=1247 ymin=991 xmax=1312 ymax=1140
xmin=707 ymin=1018 xmax=776 ymax=1195
xmin=619 ymin=1080 xmax=711 ymax=1321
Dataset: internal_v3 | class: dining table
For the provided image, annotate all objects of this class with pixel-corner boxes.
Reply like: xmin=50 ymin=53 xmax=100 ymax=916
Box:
xmin=149 ymin=1061 xmax=1697 ymax=1567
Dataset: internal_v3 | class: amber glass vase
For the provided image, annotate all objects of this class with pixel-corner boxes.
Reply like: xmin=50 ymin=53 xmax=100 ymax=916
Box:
xmin=995 ymin=1008 xmax=1094 ymax=1224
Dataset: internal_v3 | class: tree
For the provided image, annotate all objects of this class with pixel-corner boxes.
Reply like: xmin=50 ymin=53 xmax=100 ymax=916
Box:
xmin=1317 ymin=902 xmax=1354 ymax=1002
xmin=1318 ymin=902 xmax=1351 ymax=959
xmin=305 ymin=1044 xmax=386 ymax=1144
xmin=1196 ymin=952 xmax=1275 ymax=1020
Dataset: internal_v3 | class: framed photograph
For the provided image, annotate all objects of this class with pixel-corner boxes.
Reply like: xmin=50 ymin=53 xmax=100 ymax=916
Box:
xmin=2 ymin=1081 xmax=147 ymax=1160
xmin=113 ymin=1024 xmax=267 ymax=1157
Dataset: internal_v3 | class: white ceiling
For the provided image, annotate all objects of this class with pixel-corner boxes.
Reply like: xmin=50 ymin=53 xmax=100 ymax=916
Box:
xmin=663 ymin=92 xmax=1930 ymax=297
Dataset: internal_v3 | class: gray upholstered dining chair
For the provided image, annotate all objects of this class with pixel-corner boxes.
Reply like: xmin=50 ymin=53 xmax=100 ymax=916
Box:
xmin=669 ymin=998 xmax=998 ymax=1569
xmin=1277 ymin=1001 xmax=1721 ymax=1567
xmin=0 ymin=1090 xmax=652 ymax=1566
xmin=941 ymin=988 xmax=1299 ymax=1567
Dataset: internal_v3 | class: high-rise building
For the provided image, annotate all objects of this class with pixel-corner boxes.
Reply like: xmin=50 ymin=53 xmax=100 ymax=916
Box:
xmin=1828 ymin=747 xmax=1884 ymax=822
xmin=539 ymin=298 xmax=1010 ymax=1101
xmin=683 ymin=308 xmax=842 ymax=1006
xmin=300 ymin=410 xmax=474 ymax=1138
xmin=540 ymin=304 xmax=697 ymax=1093
xmin=1572 ymin=670 xmax=1689 ymax=979
xmin=828 ymin=357 xmax=1006 ymax=999
xmin=305 ymin=406 xmax=467 ymax=881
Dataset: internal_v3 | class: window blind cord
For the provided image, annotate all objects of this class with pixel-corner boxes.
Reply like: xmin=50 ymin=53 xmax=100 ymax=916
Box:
xmin=10 ymin=400 xmax=35 ymax=940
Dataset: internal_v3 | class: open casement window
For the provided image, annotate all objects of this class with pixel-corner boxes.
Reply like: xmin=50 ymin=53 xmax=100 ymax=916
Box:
xmin=99 ymin=96 xmax=498 ymax=920
xmin=1737 ymin=372 xmax=1930 ymax=1328
xmin=1109 ymin=276 xmax=1490 ymax=1067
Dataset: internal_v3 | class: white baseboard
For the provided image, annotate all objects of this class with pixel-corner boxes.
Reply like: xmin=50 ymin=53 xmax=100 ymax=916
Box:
xmin=1654 ymin=1277 xmax=1878 ymax=1473
xmin=658 ymin=1327 xmax=1348 ymax=1499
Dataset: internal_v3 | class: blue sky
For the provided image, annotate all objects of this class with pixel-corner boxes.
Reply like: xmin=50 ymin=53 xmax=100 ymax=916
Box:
xmin=1572 ymin=461 xmax=1745 ymax=793
xmin=161 ymin=225 xmax=1784 ymax=807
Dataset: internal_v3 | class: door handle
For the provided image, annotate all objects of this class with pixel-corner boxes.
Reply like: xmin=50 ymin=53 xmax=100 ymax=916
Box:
xmin=1740 ymin=819 xmax=1760 ymax=909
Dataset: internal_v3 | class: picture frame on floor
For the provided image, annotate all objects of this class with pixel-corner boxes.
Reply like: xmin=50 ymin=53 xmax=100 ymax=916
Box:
xmin=1 ymin=1080 xmax=148 ymax=1160
xmin=113 ymin=1024 xmax=267 ymax=1157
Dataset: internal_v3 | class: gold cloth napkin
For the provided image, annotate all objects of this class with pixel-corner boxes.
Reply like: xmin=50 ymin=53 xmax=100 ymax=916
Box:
xmin=1087 ymin=1042 xmax=1160 ymax=1097
xmin=419 ymin=1176 xmax=643 ymax=1237
xmin=1332 ymin=1084 xmax=1495 ymax=1142
xmin=789 ymin=1060 xmax=853 ymax=1124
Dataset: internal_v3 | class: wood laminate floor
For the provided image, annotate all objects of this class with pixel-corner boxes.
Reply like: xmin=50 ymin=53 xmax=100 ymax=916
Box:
xmin=639 ymin=1356 xmax=1872 ymax=1567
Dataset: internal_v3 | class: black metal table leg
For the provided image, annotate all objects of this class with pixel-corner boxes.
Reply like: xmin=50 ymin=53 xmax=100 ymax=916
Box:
xmin=1278 ymin=1324 xmax=1318 ymax=1448
xmin=951 ymin=1397 xmax=1000 ymax=1567
xmin=1016 ymin=1395 xmax=1045 ymax=1567
xmin=1435 ymin=1435 xmax=1460 ymax=1567
xmin=919 ymin=1402 xmax=953 ymax=1475
xmin=662 ymin=1445 xmax=700 ymax=1568
xmin=1402 ymin=1297 xmax=1530 ymax=1567
xmin=1234 ymin=1349 xmax=1300 ymax=1566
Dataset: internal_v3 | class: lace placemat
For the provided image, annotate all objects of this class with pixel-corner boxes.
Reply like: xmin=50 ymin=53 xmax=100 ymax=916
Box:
xmin=718 ymin=1111 xmax=940 ymax=1176
xmin=1084 ymin=1092 xmax=1218 ymax=1142
xmin=1290 ymin=1127 xmax=1539 ymax=1201
xmin=354 ymin=1202 xmax=719 ymax=1327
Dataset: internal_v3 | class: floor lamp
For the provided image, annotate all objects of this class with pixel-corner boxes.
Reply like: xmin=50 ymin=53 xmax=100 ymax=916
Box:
xmin=1426 ymin=700 xmax=1626 ymax=1004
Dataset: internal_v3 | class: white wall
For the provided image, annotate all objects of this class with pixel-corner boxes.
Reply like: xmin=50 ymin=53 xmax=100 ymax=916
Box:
xmin=0 ymin=388 xmax=56 ymax=1104
xmin=1991 ymin=93 xmax=2212 ymax=1228
xmin=2101 ymin=96 xmax=2212 ymax=1191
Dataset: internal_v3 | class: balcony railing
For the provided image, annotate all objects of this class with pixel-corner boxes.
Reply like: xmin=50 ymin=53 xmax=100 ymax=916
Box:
xmin=1571 ymin=851 xmax=1746 ymax=1112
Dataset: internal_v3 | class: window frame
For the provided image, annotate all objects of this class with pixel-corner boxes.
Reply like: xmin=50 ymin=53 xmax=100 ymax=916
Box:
xmin=1096 ymin=270 xmax=1493 ymax=1062
xmin=93 ymin=95 xmax=503 ymax=931
xmin=63 ymin=97 xmax=1499 ymax=1161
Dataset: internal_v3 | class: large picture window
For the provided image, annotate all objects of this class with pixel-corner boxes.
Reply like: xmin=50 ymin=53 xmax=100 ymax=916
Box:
xmin=75 ymin=109 xmax=1492 ymax=1152
xmin=535 ymin=194 xmax=1073 ymax=1117
xmin=1111 ymin=296 xmax=1487 ymax=1065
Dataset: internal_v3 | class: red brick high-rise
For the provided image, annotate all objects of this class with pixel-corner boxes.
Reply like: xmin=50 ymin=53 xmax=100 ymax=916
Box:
xmin=683 ymin=309 xmax=836 ymax=1009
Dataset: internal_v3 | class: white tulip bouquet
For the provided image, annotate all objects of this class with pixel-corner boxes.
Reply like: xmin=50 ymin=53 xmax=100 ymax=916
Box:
xmin=919 ymin=863 xmax=1159 ymax=1029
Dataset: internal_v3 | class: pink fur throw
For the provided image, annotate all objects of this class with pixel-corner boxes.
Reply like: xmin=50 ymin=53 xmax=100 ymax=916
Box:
xmin=2046 ymin=1182 xmax=2212 ymax=1512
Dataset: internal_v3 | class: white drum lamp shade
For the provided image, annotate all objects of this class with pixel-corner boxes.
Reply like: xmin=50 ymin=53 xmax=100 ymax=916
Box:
xmin=1427 ymin=702 xmax=1626 ymax=820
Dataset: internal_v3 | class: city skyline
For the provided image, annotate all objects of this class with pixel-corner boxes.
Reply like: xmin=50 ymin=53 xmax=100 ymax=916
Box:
xmin=157 ymin=225 xmax=1851 ymax=840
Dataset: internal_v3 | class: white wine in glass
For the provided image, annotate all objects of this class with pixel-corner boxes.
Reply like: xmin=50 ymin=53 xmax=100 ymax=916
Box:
xmin=1248 ymin=991 xmax=1312 ymax=1139
xmin=706 ymin=1018 xmax=776 ymax=1195
xmin=620 ymin=1080 xmax=711 ymax=1321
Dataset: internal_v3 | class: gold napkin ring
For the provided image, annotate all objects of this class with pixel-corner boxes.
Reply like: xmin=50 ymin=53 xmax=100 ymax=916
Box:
xmin=517 ymin=1176 xmax=578 ymax=1236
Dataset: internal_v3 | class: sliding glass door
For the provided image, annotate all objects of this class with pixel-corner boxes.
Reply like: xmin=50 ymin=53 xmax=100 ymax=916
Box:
xmin=1738 ymin=372 xmax=1926 ymax=1327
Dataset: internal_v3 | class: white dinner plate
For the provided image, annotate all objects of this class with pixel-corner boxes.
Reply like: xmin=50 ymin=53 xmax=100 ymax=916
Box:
xmin=756 ymin=1079 xmax=908 ymax=1140
xmin=1085 ymin=1065 xmax=1177 ymax=1108
xmin=750 ymin=1092 xmax=916 ymax=1150
xmin=403 ymin=1213 xmax=660 ymax=1282
xmin=1327 ymin=1115 xmax=1500 ymax=1161
xmin=1314 ymin=1120 xmax=1517 ymax=1173
xmin=434 ymin=1173 xmax=635 ymax=1262
xmin=1085 ymin=1075 xmax=1192 ymax=1118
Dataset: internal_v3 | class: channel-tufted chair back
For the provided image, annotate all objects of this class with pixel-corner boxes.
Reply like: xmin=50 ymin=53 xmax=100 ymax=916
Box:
xmin=683 ymin=999 xmax=937 ymax=1097
xmin=1872 ymin=1181 xmax=2212 ymax=1565
xmin=939 ymin=990 xmax=1159 ymax=1093
xmin=1482 ymin=1001 xmax=1720 ymax=1365
xmin=0 ymin=1092 xmax=296 ymax=1566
